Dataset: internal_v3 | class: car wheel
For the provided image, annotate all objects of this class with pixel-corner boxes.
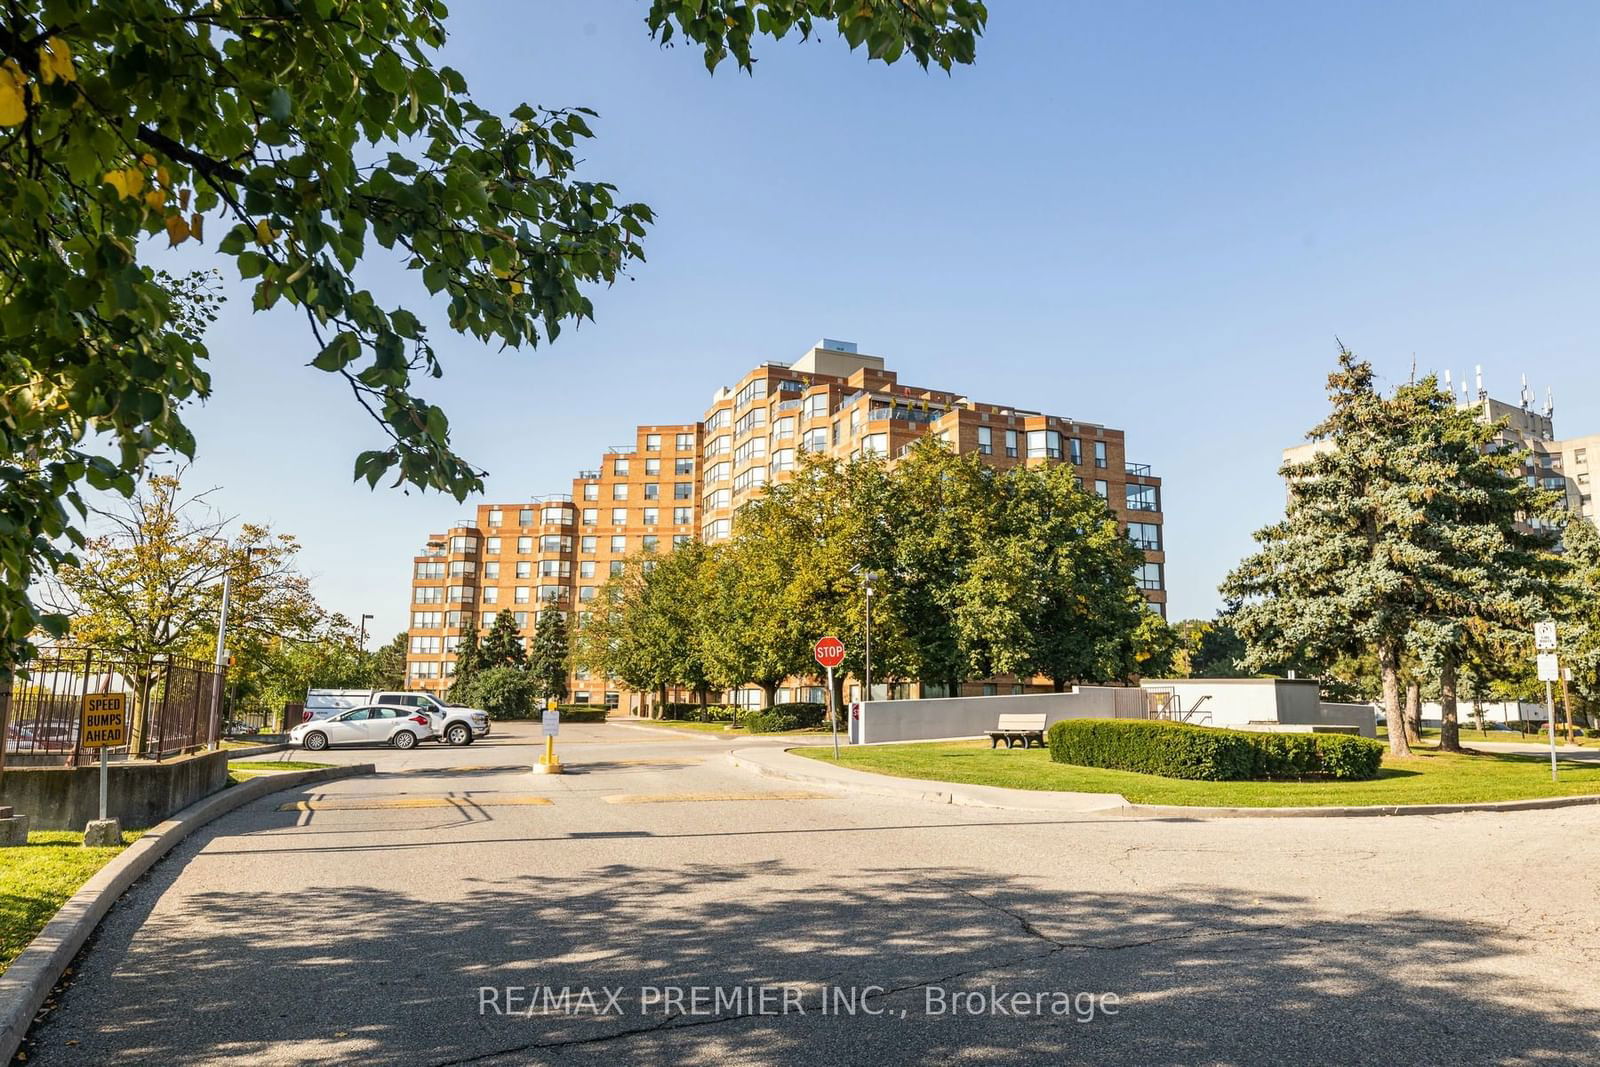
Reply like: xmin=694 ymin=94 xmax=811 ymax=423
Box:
xmin=391 ymin=730 xmax=418 ymax=750
xmin=303 ymin=731 xmax=328 ymax=752
xmin=445 ymin=723 xmax=471 ymax=746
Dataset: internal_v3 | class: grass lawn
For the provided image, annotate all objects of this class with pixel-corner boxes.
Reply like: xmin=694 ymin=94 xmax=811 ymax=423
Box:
xmin=1377 ymin=726 xmax=1597 ymax=747
xmin=1 ymin=830 xmax=140 ymax=974
xmin=793 ymin=741 xmax=1600 ymax=808
xmin=227 ymin=760 xmax=332 ymax=783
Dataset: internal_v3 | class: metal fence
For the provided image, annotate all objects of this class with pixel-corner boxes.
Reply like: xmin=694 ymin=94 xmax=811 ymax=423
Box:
xmin=1 ymin=649 xmax=226 ymax=765
xmin=222 ymin=707 xmax=276 ymax=736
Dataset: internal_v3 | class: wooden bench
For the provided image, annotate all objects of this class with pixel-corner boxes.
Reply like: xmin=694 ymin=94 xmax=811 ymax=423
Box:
xmin=986 ymin=713 xmax=1048 ymax=749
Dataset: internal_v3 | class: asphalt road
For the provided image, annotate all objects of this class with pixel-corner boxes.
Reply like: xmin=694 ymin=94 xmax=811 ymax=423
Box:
xmin=22 ymin=721 xmax=1600 ymax=1065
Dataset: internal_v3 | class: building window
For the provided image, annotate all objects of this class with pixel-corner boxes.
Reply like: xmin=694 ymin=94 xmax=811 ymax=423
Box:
xmin=735 ymin=379 xmax=768 ymax=408
xmin=1135 ymin=562 xmax=1163 ymax=591
xmin=704 ymin=488 xmax=731 ymax=510
xmin=643 ymin=483 xmax=660 ymax=500
xmin=483 ymin=562 xmax=500 ymax=579
xmin=538 ymin=585 xmax=562 ymax=602
xmin=517 ymin=536 xmax=532 ymax=554
xmin=610 ymin=507 xmax=627 ymax=525
xmin=515 ymin=561 xmax=531 ymax=579
xmin=1005 ymin=429 xmax=1018 ymax=458
xmin=706 ymin=461 xmax=729 ymax=484
xmin=580 ymin=560 xmax=596 ymax=578
xmin=583 ymin=482 xmax=599 ymax=501
xmin=1094 ymin=441 xmax=1107 ymax=468
xmin=447 ymin=585 xmax=474 ymax=602
xmin=518 ymin=508 xmax=533 ymax=526
xmin=487 ymin=509 xmax=502 ymax=527
xmin=705 ymin=434 xmax=729 ymax=457
xmin=613 ymin=458 xmax=630 ymax=476
xmin=642 ymin=535 xmax=659 ymax=552
xmin=735 ymin=408 xmax=767 ymax=436
xmin=643 ymin=507 xmax=659 ymax=525
xmin=802 ymin=428 xmax=827 ymax=453
xmin=676 ymin=432 xmax=693 ymax=450
xmin=485 ymin=537 xmax=500 ymax=554
xmin=610 ymin=560 xmax=625 ymax=577
xmin=610 ymin=535 xmax=626 ymax=553
xmin=1094 ymin=480 xmax=1108 ymax=499
xmin=481 ymin=587 xmax=498 ymax=604
xmin=734 ymin=436 xmax=767 ymax=465
xmin=514 ymin=587 xmax=530 ymax=604
xmin=513 ymin=611 xmax=529 ymax=629
xmin=1027 ymin=429 xmax=1062 ymax=459
xmin=770 ymin=448 xmax=796 ymax=474
xmin=412 ymin=611 xmax=441 ymax=628
xmin=1126 ymin=484 xmax=1160 ymax=512
xmin=540 ymin=535 xmax=570 ymax=552
xmin=644 ymin=458 xmax=660 ymax=476
xmin=580 ymin=587 xmax=598 ymax=603
xmin=674 ymin=458 xmax=693 ymax=476
xmin=645 ymin=434 xmax=661 ymax=452
xmin=978 ymin=427 xmax=992 ymax=455
xmin=412 ymin=586 xmax=442 ymax=605
xmin=448 ymin=560 xmax=472 ymax=577
xmin=804 ymin=393 xmax=829 ymax=419
xmin=415 ymin=561 xmax=444 ymax=579
xmin=733 ymin=466 xmax=768 ymax=492
xmin=773 ymin=416 xmax=795 ymax=439
xmin=675 ymin=482 xmax=693 ymax=500
xmin=1069 ymin=437 xmax=1082 ymax=465
xmin=673 ymin=534 xmax=692 ymax=546
xmin=704 ymin=518 xmax=731 ymax=541
xmin=1127 ymin=522 xmax=1162 ymax=551
xmin=861 ymin=433 xmax=888 ymax=457
xmin=612 ymin=483 xmax=628 ymax=501
xmin=604 ymin=691 xmax=620 ymax=709
xmin=541 ymin=505 xmax=571 ymax=525
xmin=539 ymin=559 xmax=570 ymax=578
xmin=582 ymin=508 xmax=597 ymax=525
xmin=580 ymin=536 xmax=596 ymax=554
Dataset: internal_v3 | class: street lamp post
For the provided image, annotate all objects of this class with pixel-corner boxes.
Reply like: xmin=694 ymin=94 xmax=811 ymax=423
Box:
xmin=209 ymin=543 xmax=266 ymax=748
xmin=358 ymin=613 xmax=373 ymax=650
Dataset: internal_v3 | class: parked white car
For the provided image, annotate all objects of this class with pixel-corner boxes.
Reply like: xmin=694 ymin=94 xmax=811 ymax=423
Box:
xmin=289 ymin=705 xmax=433 ymax=751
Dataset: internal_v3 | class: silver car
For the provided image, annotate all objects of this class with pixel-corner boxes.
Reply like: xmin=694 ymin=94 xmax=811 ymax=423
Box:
xmin=289 ymin=705 xmax=434 ymax=751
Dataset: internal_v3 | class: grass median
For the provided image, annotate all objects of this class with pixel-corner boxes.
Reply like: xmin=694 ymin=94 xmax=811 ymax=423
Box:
xmin=1 ymin=830 xmax=140 ymax=975
xmin=227 ymin=760 xmax=332 ymax=783
xmin=793 ymin=741 xmax=1600 ymax=808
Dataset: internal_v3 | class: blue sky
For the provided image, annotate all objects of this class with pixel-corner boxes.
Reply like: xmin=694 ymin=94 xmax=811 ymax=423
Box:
xmin=155 ymin=1 xmax=1600 ymax=645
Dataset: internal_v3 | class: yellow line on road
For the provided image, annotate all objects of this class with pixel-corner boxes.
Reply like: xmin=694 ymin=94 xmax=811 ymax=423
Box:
xmin=279 ymin=795 xmax=554 ymax=811
xmin=601 ymin=791 xmax=831 ymax=805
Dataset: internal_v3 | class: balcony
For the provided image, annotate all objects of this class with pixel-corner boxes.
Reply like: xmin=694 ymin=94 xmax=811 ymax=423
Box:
xmin=577 ymin=469 xmax=599 ymax=480
xmin=1126 ymin=462 xmax=1153 ymax=477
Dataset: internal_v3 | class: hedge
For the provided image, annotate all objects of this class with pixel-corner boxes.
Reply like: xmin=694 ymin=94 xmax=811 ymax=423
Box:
xmin=1045 ymin=719 xmax=1384 ymax=781
xmin=556 ymin=705 xmax=609 ymax=723
xmin=744 ymin=702 xmax=828 ymax=734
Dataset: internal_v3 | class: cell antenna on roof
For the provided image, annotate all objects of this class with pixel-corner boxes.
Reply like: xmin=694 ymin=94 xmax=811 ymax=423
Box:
xmin=1520 ymin=373 xmax=1533 ymax=409
xmin=1545 ymin=386 xmax=1554 ymax=420
xmin=1444 ymin=368 xmax=1453 ymax=392
xmin=1475 ymin=365 xmax=1484 ymax=400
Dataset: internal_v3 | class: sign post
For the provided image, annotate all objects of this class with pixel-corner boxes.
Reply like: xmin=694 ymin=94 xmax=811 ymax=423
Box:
xmin=536 ymin=697 xmax=563 ymax=775
xmin=80 ymin=692 xmax=127 ymax=842
xmin=1535 ymin=621 xmax=1558 ymax=782
xmin=814 ymin=636 xmax=846 ymax=760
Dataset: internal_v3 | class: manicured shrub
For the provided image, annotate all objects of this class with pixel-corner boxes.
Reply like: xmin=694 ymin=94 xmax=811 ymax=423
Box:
xmin=555 ymin=705 xmax=609 ymax=723
xmin=766 ymin=702 xmax=827 ymax=728
xmin=1045 ymin=719 xmax=1384 ymax=781
xmin=1586 ymin=727 xmax=1600 ymax=739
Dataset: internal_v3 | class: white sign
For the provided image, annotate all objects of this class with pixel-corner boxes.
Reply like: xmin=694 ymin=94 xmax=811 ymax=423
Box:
xmin=542 ymin=710 xmax=560 ymax=736
xmin=1536 ymin=653 xmax=1560 ymax=682
xmin=1534 ymin=621 xmax=1558 ymax=650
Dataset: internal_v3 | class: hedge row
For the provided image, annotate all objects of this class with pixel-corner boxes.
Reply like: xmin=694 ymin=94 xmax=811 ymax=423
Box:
xmin=663 ymin=703 xmax=741 ymax=723
xmin=744 ymin=702 xmax=829 ymax=734
xmin=1045 ymin=719 xmax=1384 ymax=781
xmin=556 ymin=705 xmax=609 ymax=723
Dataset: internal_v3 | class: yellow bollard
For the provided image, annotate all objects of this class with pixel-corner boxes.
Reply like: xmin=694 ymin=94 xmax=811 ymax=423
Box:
xmin=533 ymin=703 xmax=563 ymax=774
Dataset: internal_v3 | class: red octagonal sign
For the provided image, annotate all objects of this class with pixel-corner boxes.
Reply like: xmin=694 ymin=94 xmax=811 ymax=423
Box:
xmin=813 ymin=636 xmax=846 ymax=669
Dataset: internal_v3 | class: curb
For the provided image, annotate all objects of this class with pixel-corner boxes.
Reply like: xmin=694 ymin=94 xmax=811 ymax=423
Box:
xmin=730 ymin=748 xmax=1600 ymax=821
xmin=222 ymin=742 xmax=289 ymax=759
xmin=0 ymin=763 xmax=374 ymax=1063
xmin=726 ymin=749 xmax=1130 ymax=814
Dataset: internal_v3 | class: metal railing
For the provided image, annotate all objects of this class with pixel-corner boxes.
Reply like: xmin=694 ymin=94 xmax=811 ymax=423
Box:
xmin=1 ymin=649 xmax=225 ymax=765
xmin=1126 ymin=462 xmax=1153 ymax=477
xmin=222 ymin=707 xmax=276 ymax=736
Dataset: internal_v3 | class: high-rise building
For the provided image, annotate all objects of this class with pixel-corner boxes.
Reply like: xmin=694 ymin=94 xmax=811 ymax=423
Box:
xmin=406 ymin=340 xmax=1166 ymax=707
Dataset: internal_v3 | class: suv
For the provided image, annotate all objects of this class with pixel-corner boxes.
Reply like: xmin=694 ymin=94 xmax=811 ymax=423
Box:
xmin=369 ymin=692 xmax=490 ymax=747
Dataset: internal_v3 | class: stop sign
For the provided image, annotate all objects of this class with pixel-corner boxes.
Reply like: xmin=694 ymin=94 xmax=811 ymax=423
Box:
xmin=813 ymin=636 xmax=846 ymax=669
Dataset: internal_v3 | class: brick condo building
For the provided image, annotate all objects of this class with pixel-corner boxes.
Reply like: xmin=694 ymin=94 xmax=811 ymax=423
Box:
xmin=405 ymin=340 xmax=1166 ymax=710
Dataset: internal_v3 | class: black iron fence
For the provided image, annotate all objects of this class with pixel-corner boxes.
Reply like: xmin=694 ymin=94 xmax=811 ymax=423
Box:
xmin=1 ymin=649 xmax=226 ymax=765
xmin=222 ymin=707 xmax=277 ymax=736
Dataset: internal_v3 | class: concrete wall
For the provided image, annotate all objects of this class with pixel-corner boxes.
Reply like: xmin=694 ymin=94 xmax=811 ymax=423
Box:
xmin=1419 ymin=700 xmax=1545 ymax=724
xmin=853 ymin=688 xmax=1145 ymax=745
xmin=1139 ymin=679 xmax=1377 ymax=738
xmin=0 ymin=749 xmax=230 ymax=830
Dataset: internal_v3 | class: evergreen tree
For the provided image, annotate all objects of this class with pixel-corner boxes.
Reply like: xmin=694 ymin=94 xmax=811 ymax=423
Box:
xmin=479 ymin=610 xmax=526 ymax=670
xmin=1555 ymin=517 xmax=1600 ymax=723
xmin=529 ymin=609 xmax=571 ymax=703
xmin=448 ymin=616 xmax=481 ymax=700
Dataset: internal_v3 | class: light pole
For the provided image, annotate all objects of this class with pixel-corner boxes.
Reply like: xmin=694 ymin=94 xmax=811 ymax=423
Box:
xmin=209 ymin=542 xmax=266 ymax=748
xmin=358 ymin=613 xmax=373 ymax=651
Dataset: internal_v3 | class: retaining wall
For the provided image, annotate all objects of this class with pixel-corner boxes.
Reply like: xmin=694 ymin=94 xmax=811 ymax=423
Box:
xmin=0 ymin=749 xmax=230 ymax=829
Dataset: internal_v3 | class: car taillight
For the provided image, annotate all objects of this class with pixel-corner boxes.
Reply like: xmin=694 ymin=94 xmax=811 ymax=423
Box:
xmin=302 ymin=710 xmax=313 ymax=722
xmin=411 ymin=715 xmax=429 ymax=725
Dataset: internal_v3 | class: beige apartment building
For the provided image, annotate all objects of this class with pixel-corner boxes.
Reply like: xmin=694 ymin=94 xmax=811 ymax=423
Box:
xmin=406 ymin=340 xmax=1166 ymax=708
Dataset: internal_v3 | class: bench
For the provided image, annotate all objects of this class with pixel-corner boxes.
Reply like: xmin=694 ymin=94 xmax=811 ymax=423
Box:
xmin=986 ymin=713 xmax=1048 ymax=749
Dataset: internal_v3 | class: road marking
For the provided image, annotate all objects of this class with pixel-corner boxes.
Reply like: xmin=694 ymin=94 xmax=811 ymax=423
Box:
xmin=601 ymin=791 xmax=831 ymax=805
xmin=279 ymin=794 xmax=555 ymax=811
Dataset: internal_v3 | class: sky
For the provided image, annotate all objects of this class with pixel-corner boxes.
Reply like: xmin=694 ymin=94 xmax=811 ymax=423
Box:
xmin=145 ymin=0 xmax=1600 ymax=646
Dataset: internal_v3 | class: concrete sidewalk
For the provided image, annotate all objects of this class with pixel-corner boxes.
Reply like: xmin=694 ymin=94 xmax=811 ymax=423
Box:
xmin=727 ymin=745 xmax=1132 ymax=814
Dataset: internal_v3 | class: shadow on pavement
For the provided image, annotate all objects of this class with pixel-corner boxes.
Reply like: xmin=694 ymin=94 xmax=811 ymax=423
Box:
xmin=23 ymin=855 xmax=1600 ymax=1065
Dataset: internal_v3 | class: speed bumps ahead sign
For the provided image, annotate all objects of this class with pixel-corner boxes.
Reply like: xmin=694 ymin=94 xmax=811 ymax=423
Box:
xmin=81 ymin=693 xmax=128 ymax=748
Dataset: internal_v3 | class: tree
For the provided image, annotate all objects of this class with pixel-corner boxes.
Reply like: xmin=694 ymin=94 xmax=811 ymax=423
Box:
xmin=528 ymin=609 xmax=571 ymax=702
xmin=0 ymin=2 xmax=987 ymax=672
xmin=368 ymin=630 xmax=408 ymax=691
xmin=478 ymin=610 xmax=526 ymax=670
xmin=448 ymin=615 xmax=481 ymax=699
xmin=1225 ymin=351 xmax=1438 ymax=757
xmin=457 ymin=665 xmax=537 ymax=720
xmin=1555 ymin=517 xmax=1600 ymax=725
xmin=1189 ymin=617 xmax=1247 ymax=677
xmin=1132 ymin=610 xmax=1180 ymax=679
xmin=579 ymin=545 xmax=717 ymax=713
